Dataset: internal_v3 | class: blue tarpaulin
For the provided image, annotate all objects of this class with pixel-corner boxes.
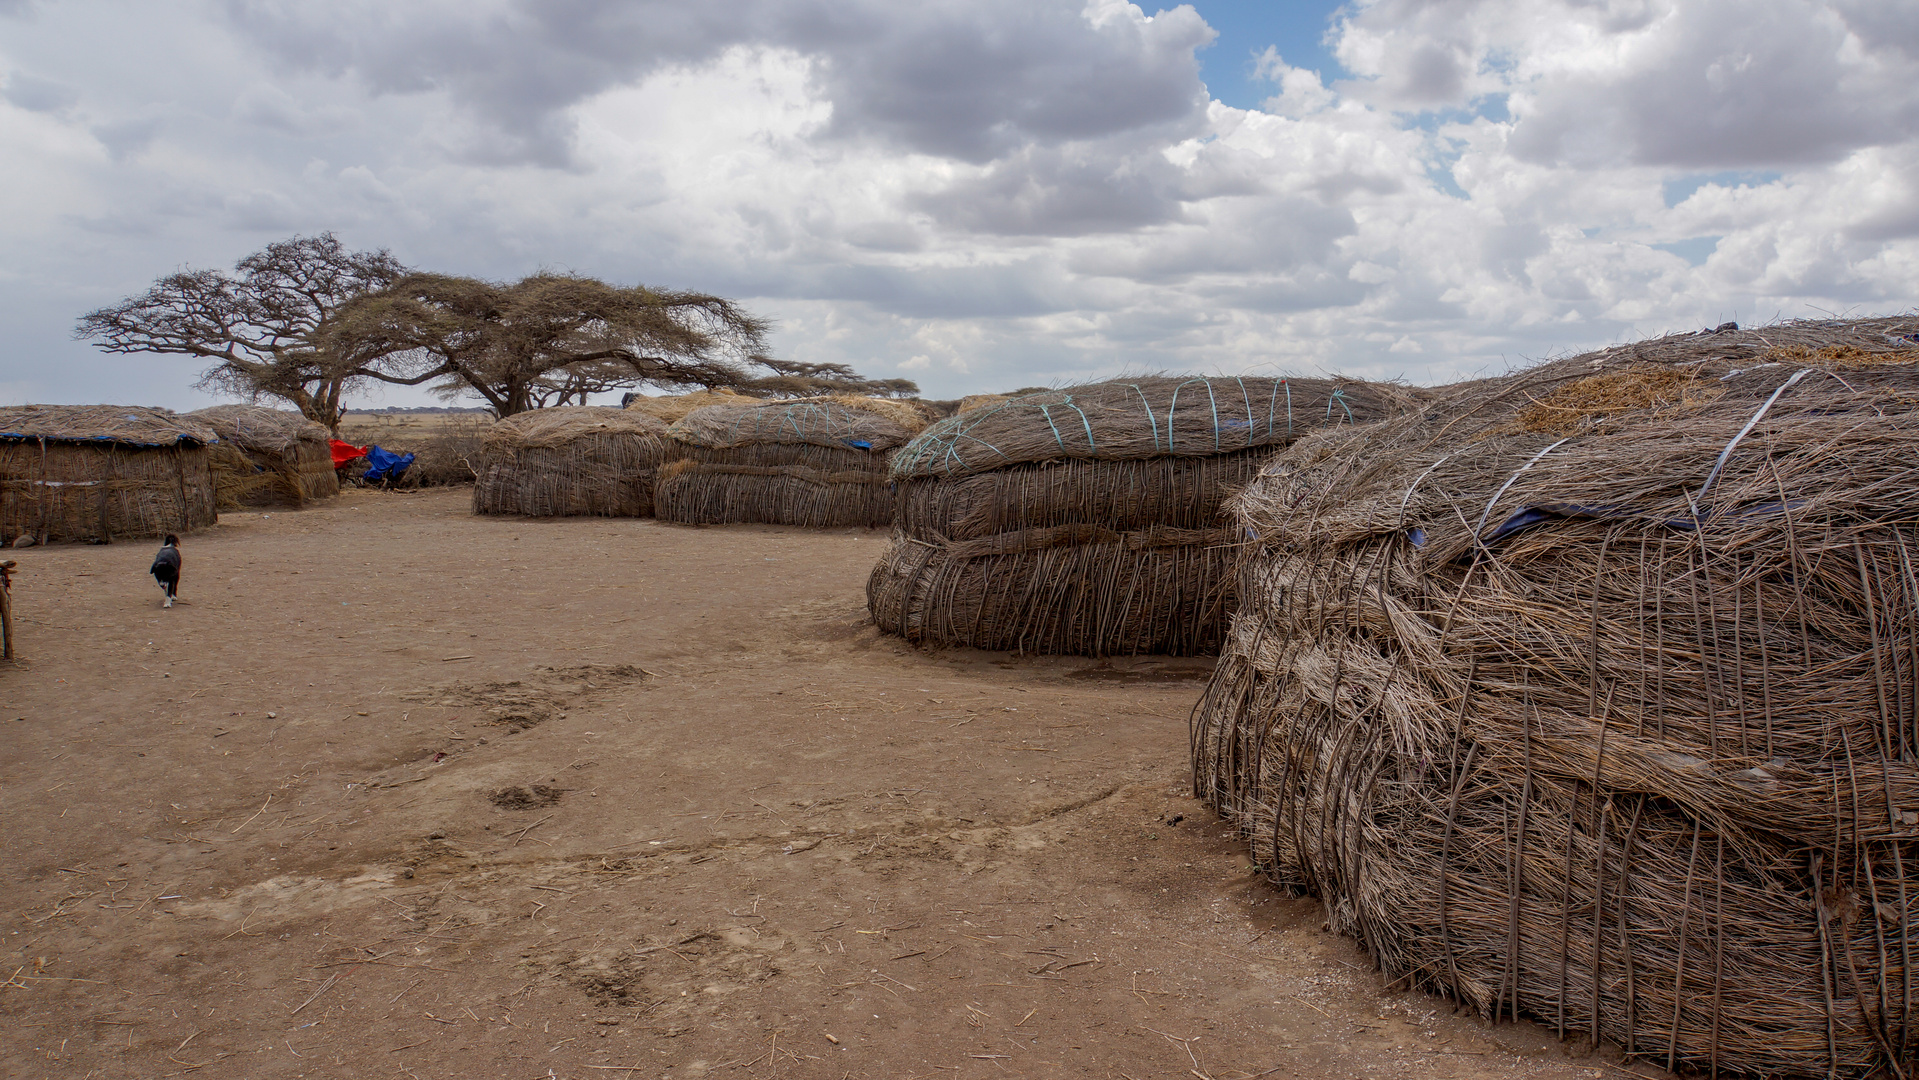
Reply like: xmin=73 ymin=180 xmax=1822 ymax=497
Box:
xmin=361 ymin=445 xmax=415 ymax=483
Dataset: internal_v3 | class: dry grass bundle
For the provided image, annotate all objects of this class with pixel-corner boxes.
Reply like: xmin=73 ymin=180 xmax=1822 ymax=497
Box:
xmin=957 ymin=393 xmax=1008 ymax=414
xmin=190 ymin=405 xmax=338 ymax=508
xmin=668 ymin=397 xmax=921 ymax=453
xmin=822 ymin=394 xmax=935 ymax=433
xmin=893 ymin=376 xmax=1410 ymax=478
xmin=1513 ymin=367 xmax=1726 ymax=435
xmin=868 ymin=376 xmax=1417 ymax=657
xmin=654 ymin=459 xmax=894 ymax=529
xmin=623 ymin=387 xmax=755 ymax=423
xmin=473 ymin=407 xmax=668 ymax=517
xmin=0 ymin=405 xmax=218 ymax=543
xmin=1191 ymin=316 xmax=1919 ymax=1078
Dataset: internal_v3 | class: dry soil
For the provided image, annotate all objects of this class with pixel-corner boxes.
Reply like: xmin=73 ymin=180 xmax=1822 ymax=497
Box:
xmin=0 ymin=488 xmax=1667 ymax=1080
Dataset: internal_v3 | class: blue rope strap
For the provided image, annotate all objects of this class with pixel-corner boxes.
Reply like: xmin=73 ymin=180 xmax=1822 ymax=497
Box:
xmin=1205 ymin=380 xmax=1222 ymax=451
xmin=1038 ymin=404 xmax=1068 ymax=454
xmin=1234 ymin=377 xmax=1254 ymax=448
xmin=1166 ymin=378 xmax=1211 ymax=452
xmin=1325 ymin=387 xmax=1354 ymax=424
xmin=1125 ymin=383 xmax=1162 ymax=452
xmin=1066 ymin=400 xmax=1095 ymax=453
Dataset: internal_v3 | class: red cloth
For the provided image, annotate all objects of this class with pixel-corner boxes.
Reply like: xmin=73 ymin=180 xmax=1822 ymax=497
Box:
xmin=329 ymin=439 xmax=368 ymax=467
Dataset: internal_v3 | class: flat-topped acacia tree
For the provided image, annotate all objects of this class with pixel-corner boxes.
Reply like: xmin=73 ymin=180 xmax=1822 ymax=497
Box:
xmin=328 ymin=271 xmax=782 ymax=417
xmin=80 ymin=238 xmax=914 ymax=424
xmin=75 ymin=233 xmax=409 ymax=432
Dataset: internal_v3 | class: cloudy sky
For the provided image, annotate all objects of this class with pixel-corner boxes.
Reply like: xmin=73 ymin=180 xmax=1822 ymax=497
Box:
xmin=2 ymin=0 xmax=1915 ymax=409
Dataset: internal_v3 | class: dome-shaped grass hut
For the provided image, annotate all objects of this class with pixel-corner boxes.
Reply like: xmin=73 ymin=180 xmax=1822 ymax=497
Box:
xmin=654 ymin=396 xmax=925 ymax=528
xmin=1 ymin=405 xmax=219 ymax=545
xmin=1191 ymin=317 xmax=1919 ymax=1078
xmin=472 ymin=406 xmax=670 ymax=517
xmin=867 ymin=375 xmax=1414 ymax=656
xmin=190 ymin=404 xmax=338 ymax=508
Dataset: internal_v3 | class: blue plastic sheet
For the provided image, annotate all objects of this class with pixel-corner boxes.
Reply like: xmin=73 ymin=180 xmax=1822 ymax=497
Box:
xmin=361 ymin=445 xmax=415 ymax=483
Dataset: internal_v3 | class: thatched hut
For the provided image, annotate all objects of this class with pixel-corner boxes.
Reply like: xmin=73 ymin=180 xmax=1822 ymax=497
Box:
xmin=867 ymin=375 xmax=1415 ymax=656
xmin=190 ymin=404 xmax=338 ymax=508
xmin=0 ymin=405 xmax=219 ymax=545
xmin=653 ymin=396 xmax=925 ymax=528
xmin=472 ymin=407 xmax=670 ymax=517
xmin=1191 ymin=317 xmax=1919 ymax=1077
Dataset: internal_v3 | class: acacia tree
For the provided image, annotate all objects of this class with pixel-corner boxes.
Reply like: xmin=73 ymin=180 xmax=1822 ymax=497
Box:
xmin=75 ymin=234 xmax=410 ymax=431
xmin=327 ymin=272 xmax=911 ymax=418
xmin=738 ymin=358 xmax=920 ymax=399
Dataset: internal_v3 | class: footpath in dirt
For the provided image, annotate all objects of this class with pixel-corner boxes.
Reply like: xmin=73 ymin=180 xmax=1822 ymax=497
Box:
xmin=0 ymin=488 xmax=1654 ymax=1079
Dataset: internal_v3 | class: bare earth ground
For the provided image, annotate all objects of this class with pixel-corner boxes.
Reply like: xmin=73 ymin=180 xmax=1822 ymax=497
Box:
xmin=0 ymin=488 xmax=1664 ymax=1080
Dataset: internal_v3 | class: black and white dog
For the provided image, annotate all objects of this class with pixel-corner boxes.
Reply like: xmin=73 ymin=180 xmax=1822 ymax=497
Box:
xmin=150 ymin=534 xmax=181 ymax=608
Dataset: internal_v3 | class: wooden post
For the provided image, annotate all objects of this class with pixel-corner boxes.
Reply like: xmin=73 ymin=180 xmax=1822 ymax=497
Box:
xmin=1 ymin=558 xmax=15 ymax=661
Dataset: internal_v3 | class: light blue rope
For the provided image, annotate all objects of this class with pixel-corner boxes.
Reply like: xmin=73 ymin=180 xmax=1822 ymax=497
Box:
xmin=1234 ymin=377 xmax=1254 ymax=448
xmin=1068 ymin=401 xmax=1095 ymax=453
xmin=1126 ymin=383 xmax=1162 ymax=452
xmin=1285 ymin=380 xmax=1293 ymax=434
xmin=1039 ymin=404 xmax=1068 ymax=453
xmin=1204 ymin=380 xmax=1222 ymax=451
xmin=1325 ymin=387 xmax=1354 ymax=424
xmin=1166 ymin=378 xmax=1210 ymax=452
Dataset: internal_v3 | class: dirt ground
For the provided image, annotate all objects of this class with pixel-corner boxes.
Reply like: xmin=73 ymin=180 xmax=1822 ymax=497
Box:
xmin=0 ymin=488 xmax=1665 ymax=1080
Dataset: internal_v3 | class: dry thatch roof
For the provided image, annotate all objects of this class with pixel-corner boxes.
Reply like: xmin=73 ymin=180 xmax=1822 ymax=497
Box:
xmin=0 ymin=405 xmax=218 ymax=447
xmin=819 ymin=393 xmax=934 ymax=431
xmin=482 ymin=406 xmax=669 ymax=451
xmin=623 ymin=388 xmax=756 ymax=423
xmin=1267 ymin=316 xmax=1919 ymax=556
xmin=1193 ymin=315 xmax=1919 ymax=1077
xmin=189 ymin=404 xmax=329 ymax=453
xmin=668 ymin=397 xmax=921 ymax=452
xmin=890 ymin=375 xmax=1415 ymax=478
xmin=957 ymin=394 xmax=1008 ymax=414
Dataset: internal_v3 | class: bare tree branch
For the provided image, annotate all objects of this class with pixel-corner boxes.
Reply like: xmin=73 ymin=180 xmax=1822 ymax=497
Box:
xmin=74 ymin=233 xmax=410 ymax=431
xmin=328 ymin=272 xmax=851 ymax=417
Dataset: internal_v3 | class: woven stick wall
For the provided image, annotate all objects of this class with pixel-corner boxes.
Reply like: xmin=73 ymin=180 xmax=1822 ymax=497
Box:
xmin=191 ymin=405 xmax=338 ymax=508
xmin=0 ymin=406 xmax=219 ymax=543
xmin=654 ymin=459 xmax=894 ymax=529
xmin=1191 ymin=317 xmax=1919 ymax=1078
xmin=655 ymin=398 xmax=921 ymax=528
xmin=472 ymin=407 xmax=669 ymax=517
xmin=869 ymin=376 xmax=1415 ymax=657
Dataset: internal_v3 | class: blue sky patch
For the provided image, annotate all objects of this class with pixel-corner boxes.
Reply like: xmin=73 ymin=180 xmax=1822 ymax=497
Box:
xmin=1186 ymin=0 xmax=1348 ymax=110
xmin=1663 ymin=172 xmax=1784 ymax=208
xmin=1653 ymin=237 xmax=1722 ymax=266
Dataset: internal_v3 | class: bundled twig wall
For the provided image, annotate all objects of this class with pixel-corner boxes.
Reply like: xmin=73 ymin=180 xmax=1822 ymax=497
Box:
xmin=655 ymin=397 xmax=919 ymax=528
xmin=868 ymin=524 xmax=1239 ymax=655
xmin=895 ymin=451 xmax=1271 ymax=541
xmin=191 ymin=405 xmax=338 ymax=508
xmin=0 ymin=406 xmax=219 ymax=544
xmin=654 ymin=459 xmax=894 ymax=529
xmin=472 ymin=406 xmax=668 ymax=517
xmin=1191 ymin=317 xmax=1919 ymax=1078
xmin=870 ymin=376 xmax=1415 ymax=657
